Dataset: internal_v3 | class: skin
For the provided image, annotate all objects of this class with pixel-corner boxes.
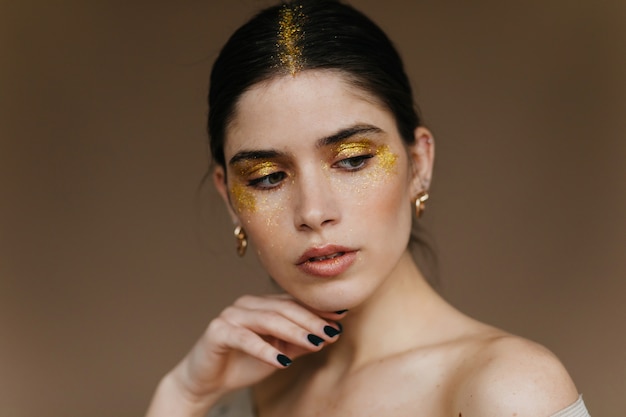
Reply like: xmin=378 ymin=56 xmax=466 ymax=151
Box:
xmin=145 ymin=70 xmax=579 ymax=417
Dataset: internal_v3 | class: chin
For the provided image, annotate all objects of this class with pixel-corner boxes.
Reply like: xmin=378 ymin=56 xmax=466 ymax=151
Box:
xmin=287 ymin=279 xmax=376 ymax=313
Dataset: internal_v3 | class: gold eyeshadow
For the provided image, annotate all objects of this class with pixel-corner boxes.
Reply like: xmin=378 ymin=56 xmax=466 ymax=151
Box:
xmin=235 ymin=161 xmax=280 ymax=179
xmin=229 ymin=161 xmax=283 ymax=213
xmin=332 ymin=139 xmax=397 ymax=176
xmin=333 ymin=140 xmax=374 ymax=159
xmin=228 ymin=139 xmax=398 ymax=213
xmin=230 ymin=182 xmax=256 ymax=213
xmin=375 ymin=144 xmax=398 ymax=175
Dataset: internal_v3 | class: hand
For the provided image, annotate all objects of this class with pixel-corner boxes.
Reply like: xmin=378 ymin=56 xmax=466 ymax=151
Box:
xmin=148 ymin=294 xmax=345 ymax=415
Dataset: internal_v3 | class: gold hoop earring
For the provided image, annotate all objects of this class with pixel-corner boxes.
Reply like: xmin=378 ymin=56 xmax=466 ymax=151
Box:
xmin=234 ymin=225 xmax=247 ymax=257
xmin=414 ymin=191 xmax=429 ymax=218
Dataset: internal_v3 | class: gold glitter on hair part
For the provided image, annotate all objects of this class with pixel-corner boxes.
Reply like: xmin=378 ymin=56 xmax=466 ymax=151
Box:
xmin=277 ymin=4 xmax=305 ymax=76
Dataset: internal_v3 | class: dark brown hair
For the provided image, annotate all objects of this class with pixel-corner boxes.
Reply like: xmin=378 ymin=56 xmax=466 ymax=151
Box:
xmin=208 ymin=0 xmax=421 ymax=168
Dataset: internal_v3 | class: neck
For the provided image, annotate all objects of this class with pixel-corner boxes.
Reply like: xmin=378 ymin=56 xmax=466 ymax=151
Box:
xmin=321 ymin=250 xmax=449 ymax=373
xmin=253 ymin=250 xmax=467 ymax=410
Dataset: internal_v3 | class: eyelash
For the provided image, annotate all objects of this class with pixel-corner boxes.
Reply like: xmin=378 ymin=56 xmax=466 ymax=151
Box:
xmin=334 ymin=154 xmax=374 ymax=171
xmin=246 ymin=154 xmax=375 ymax=190
xmin=247 ymin=172 xmax=287 ymax=189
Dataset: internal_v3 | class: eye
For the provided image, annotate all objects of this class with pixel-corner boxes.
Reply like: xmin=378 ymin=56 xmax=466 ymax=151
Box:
xmin=248 ymin=171 xmax=287 ymax=189
xmin=334 ymin=155 xmax=374 ymax=171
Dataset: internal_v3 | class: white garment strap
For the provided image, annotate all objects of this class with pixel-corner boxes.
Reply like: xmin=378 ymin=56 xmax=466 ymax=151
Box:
xmin=550 ymin=395 xmax=591 ymax=417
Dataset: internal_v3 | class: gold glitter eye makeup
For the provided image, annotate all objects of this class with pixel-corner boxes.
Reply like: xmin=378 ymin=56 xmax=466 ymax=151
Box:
xmin=333 ymin=141 xmax=374 ymax=159
xmin=230 ymin=181 xmax=256 ymax=213
xmin=232 ymin=161 xmax=287 ymax=191
xmin=374 ymin=144 xmax=398 ymax=175
xmin=331 ymin=139 xmax=396 ymax=173
xmin=236 ymin=161 xmax=280 ymax=178
xmin=332 ymin=141 xmax=375 ymax=171
xmin=334 ymin=155 xmax=374 ymax=171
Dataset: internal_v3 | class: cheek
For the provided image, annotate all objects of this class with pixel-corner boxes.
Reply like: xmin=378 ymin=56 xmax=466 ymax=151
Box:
xmin=350 ymin=177 xmax=409 ymax=222
xmin=234 ymin=189 xmax=291 ymax=258
xmin=248 ymin=208 xmax=291 ymax=275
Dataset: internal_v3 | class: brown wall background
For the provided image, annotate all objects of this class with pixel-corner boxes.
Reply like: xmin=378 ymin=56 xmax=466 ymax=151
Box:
xmin=1 ymin=0 xmax=624 ymax=416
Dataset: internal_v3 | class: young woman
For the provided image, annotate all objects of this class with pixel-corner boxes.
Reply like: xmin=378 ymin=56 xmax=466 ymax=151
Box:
xmin=146 ymin=1 xmax=590 ymax=416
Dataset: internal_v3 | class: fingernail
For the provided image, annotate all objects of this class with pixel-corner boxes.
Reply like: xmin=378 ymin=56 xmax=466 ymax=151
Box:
xmin=307 ymin=334 xmax=324 ymax=346
xmin=324 ymin=325 xmax=341 ymax=337
xmin=335 ymin=309 xmax=348 ymax=314
xmin=277 ymin=354 xmax=292 ymax=367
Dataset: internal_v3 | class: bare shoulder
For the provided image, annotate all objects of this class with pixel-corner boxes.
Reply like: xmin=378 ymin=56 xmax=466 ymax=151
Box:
xmin=453 ymin=332 xmax=579 ymax=417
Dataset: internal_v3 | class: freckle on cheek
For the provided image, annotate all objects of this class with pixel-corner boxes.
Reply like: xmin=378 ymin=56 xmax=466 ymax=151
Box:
xmin=266 ymin=210 xmax=279 ymax=228
xmin=230 ymin=182 xmax=256 ymax=213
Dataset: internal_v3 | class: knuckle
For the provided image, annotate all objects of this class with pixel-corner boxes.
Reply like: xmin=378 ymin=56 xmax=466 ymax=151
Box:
xmin=254 ymin=341 xmax=275 ymax=361
xmin=262 ymin=310 xmax=284 ymax=324
xmin=277 ymin=297 xmax=299 ymax=310
xmin=220 ymin=306 xmax=238 ymax=320
xmin=265 ymin=310 xmax=282 ymax=320
xmin=233 ymin=294 xmax=255 ymax=306
xmin=231 ymin=326 xmax=251 ymax=347
xmin=206 ymin=317 xmax=229 ymax=336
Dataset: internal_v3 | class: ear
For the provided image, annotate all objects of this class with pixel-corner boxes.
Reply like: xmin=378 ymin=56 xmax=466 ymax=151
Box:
xmin=212 ymin=165 xmax=240 ymax=224
xmin=407 ymin=126 xmax=435 ymax=197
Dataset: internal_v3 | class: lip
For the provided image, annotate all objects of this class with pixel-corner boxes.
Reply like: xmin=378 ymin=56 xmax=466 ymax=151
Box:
xmin=296 ymin=245 xmax=358 ymax=277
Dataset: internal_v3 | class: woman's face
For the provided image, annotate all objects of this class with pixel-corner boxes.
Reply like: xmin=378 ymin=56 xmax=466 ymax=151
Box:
xmin=214 ymin=70 xmax=433 ymax=312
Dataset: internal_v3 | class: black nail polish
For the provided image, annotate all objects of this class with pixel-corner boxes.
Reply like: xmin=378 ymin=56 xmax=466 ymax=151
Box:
xmin=277 ymin=354 xmax=292 ymax=367
xmin=335 ymin=321 xmax=343 ymax=333
xmin=324 ymin=325 xmax=341 ymax=337
xmin=307 ymin=334 xmax=324 ymax=346
xmin=335 ymin=309 xmax=348 ymax=314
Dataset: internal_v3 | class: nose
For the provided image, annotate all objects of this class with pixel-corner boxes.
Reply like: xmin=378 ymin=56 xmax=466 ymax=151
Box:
xmin=293 ymin=167 xmax=340 ymax=232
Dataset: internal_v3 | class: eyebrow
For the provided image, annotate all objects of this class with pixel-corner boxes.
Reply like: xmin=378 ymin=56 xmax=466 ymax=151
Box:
xmin=228 ymin=124 xmax=383 ymax=166
xmin=316 ymin=124 xmax=383 ymax=148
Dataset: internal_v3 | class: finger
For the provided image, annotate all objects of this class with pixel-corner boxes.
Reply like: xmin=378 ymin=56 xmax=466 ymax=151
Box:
xmin=221 ymin=306 xmax=329 ymax=351
xmin=232 ymin=295 xmax=343 ymax=342
xmin=207 ymin=317 xmax=294 ymax=369
xmin=256 ymin=295 xmax=346 ymax=339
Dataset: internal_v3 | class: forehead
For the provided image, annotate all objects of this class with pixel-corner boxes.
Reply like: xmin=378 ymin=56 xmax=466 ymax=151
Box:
xmin=225 ymin=70 xmax=394 ymax=154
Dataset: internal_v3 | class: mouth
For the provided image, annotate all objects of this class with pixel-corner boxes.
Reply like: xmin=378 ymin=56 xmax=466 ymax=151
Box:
xmin=296 ymin=245 xmax=357 ymax=277
xmin=296 ymin=245 xmax=355 ymax=264
xmin=306 ymin=252 xmax=345 ymax=262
